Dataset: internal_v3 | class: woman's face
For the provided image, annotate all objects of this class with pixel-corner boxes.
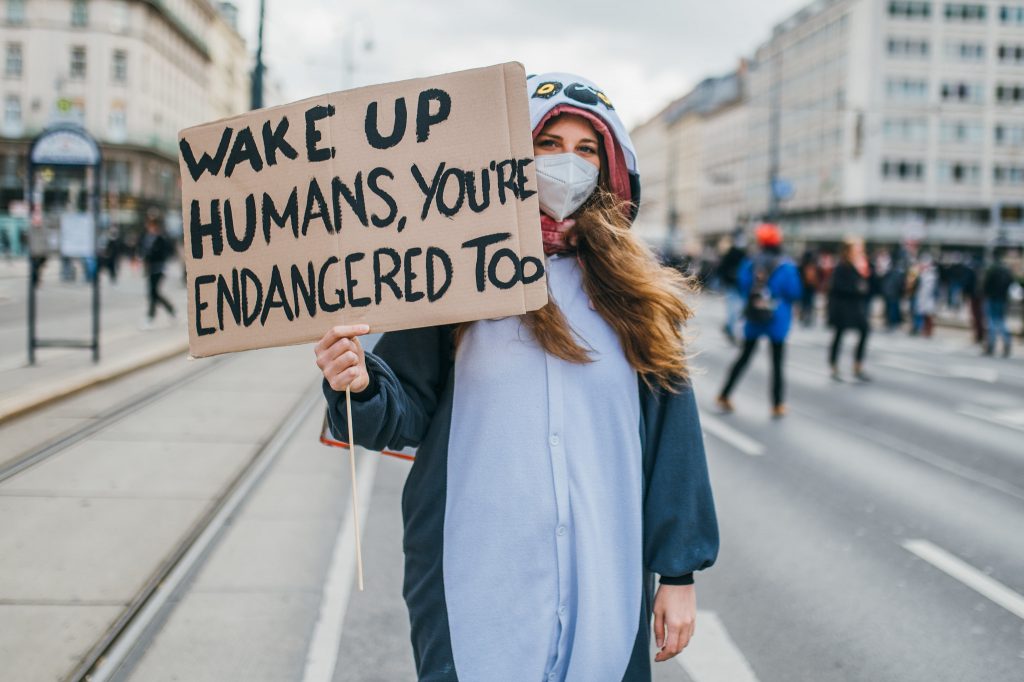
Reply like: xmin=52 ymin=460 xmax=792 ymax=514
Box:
xmin=534 ymin=114 xmax=603 ymax=172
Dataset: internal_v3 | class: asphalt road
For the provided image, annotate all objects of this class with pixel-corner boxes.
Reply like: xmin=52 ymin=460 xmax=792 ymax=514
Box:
xmin=1 ymin=294 xmax=1021 ymax=681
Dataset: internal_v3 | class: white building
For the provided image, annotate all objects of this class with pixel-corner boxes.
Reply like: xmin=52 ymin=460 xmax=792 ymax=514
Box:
xmin=0 ymin=0 xmax=250 ymax=238
xmin=630 ymin=66 xmax=749 ymax=254
xmin=749 ymin=0 xmax=1024 ymax=249
xmin=632 ymin=0 xmax=1024 ymax=252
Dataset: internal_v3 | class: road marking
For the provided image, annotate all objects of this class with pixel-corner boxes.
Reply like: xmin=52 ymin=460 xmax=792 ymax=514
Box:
xmin=946 ymin=366 xmax=999 ymax=383
xmin=957 ymin=405 xmax=1024 ymax=434
xmin=876 ymin=359 xmax=998 ymax=384
xmin=902 ymin=539 xmax=1024 ymax=621
xmin=793 ymin=405 xmax=1024 ymax=503
xmin=677 ymin=610 xmax=760 ymax=682
xmin=301 ymin=450 xmax=379 ymax=682
xmin=701 ymin=413 xmax=765 ymax=456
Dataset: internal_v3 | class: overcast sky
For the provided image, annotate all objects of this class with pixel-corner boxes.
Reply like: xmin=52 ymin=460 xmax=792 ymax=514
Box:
xmin=230 ymin=0 xmax=810 ymax=129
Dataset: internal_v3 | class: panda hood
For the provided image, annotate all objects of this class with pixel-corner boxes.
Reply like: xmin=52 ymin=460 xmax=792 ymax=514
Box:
xmin=527 ymin=72 xmax=640 ymax=215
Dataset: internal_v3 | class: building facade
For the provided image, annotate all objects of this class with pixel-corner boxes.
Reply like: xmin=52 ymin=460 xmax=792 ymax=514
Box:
xmin=749 ymin=0 xmax=1024 ymax=249
xmin=632 ymin=0 xmax=1024 ymax=252
xmin=630 ymin=66 xmax=748 ymax=254
xmin=0 ymin=0 xmax=249 ymax=250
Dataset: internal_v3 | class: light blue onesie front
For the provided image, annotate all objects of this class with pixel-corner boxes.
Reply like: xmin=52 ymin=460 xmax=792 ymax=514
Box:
xmin=445 ymin=254 xmax=643 ymax=680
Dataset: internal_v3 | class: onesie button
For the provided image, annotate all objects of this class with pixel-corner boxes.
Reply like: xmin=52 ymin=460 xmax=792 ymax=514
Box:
xmin=549 ymin=434 xmax=560 ymax=446
xmin=556 ymin=525 xmax=567 ymax=536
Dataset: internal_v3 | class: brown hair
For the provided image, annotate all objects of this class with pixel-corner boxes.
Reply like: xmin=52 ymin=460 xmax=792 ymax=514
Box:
xmin=454 ymin=190 xmax=695 ymax=391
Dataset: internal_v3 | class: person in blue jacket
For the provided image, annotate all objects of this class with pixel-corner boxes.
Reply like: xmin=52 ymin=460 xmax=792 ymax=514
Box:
xmin=315 ymin=72 xmax=719 ymax=681
xmin=716 ymin=222 xmax=803 ymax=418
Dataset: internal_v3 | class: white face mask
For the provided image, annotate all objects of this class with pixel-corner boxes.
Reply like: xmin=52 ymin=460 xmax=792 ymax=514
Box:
xmin=535 ymin=152 xmax=600 ymax=221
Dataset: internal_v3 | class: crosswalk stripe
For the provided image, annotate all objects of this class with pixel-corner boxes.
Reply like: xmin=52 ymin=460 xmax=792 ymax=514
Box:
xmin=301 ymin=451 xmax=380 ymax=682
xmin=902 ymin=539 xmax=1024 ymax=621
xmin=701 ymin=413 xmax=765 ymax=456
xmin=677 ymin=610 xmax=760 ymax=682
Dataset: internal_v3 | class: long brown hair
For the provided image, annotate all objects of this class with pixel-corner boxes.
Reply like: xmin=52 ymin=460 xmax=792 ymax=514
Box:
xmin=455 ymin=190 xmax=695 ymax=391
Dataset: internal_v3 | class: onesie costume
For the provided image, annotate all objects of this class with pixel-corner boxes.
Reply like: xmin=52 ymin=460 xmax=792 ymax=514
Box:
xmin=324 ymin=73 xmax=718 ymax=682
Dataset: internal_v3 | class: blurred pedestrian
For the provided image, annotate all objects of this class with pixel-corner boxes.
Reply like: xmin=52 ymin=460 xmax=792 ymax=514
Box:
xmin=963 ymin=256 xmax=984 ymax=346
xmin=982 ymin=250 xmax=1014 ymax=357
xmin=99 ymin=227 xmax=123 ymax=283
xmin=317 ymin=71 xmax=718 ymax=677
xmin=827 ymin=237 xmax=872 ymax=381
xmin=716 ymin=222 xmax=802 ymax=418
xmin=718 ymin=228 xmax=747 ymax=344
xmin=910 ymin=252 xmax=938 ymax=337
xmin=798 ymin=249 xmax=819 ymax=327
xmin=139 ymin=216 xmax=175 ymax=328
xmin=0 ymin=229 xmax=9 ymax=259
xmin=880 ymin=248 xmax=905 ymax=329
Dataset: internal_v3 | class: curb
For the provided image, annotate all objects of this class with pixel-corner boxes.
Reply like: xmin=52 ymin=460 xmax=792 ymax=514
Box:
xmin=0 ymin=337 xmax=190 ymax=425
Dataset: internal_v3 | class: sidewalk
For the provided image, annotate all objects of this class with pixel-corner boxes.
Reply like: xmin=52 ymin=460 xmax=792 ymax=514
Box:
xmin=0 ymin=259 xmax=189 ymax=423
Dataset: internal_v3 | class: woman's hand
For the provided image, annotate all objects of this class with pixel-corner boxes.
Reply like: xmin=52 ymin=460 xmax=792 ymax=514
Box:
xmin=653 ymin=583 xmax=696 ymax=663
xmin=315 ymin=324 xmax=371 ymax=392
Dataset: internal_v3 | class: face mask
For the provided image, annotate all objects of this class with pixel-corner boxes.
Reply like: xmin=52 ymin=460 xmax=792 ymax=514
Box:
xmin=535 ymin=153 xmax=600 ymax=221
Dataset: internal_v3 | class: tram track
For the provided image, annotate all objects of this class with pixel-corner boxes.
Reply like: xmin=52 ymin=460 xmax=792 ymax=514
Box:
xmin=1 ymin=345 xmax=325 ymax=681
xmin=69 ymin=385 xmax=321 ymax=682
xmin=0 ymin=354 xmax=228 ymax=484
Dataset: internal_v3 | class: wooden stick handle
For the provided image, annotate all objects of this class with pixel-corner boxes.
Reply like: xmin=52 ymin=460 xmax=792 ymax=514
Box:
xmin=345 ymin=385 xmax=365 ymax=592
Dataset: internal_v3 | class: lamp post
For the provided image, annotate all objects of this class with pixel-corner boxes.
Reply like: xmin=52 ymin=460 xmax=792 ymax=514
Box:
xmin=251 ymin=0 xmax=266 ymax=109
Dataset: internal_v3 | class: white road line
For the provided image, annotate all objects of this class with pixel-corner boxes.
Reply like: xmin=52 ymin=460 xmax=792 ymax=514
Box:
xmin=701 ymin=413 xmax=765 ymax=456
xmin=676 ymin=610 xmax=760 ymax=682
xmin=902 ymin=539 xmax=1024 ymax=621
xmin=301 ymin=450 xmax=379 ymax=682
xmin=957 ymin=405 xmax=1024 ymax=434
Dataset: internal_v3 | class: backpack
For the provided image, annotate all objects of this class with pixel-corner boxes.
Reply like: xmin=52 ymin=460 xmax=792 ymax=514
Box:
xmin=745 ymin=258 xmax=780 ymax=325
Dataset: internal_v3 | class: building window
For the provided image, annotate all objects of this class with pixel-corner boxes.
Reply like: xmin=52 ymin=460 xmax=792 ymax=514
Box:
xmin=5 ymin=42 xmax=21 ymax=77
xmin=3 ymin=94 xmax=21 ymax=135
xmin=889 ymin=1 xmax=932 ymax=18
xmin=112 ymin=49 xmax=127 ymax=83
xmin=995 ymin=123 xmax=1024 ymax=146
xmin=70 ymin=46 xmax=86 ymax=79
xmin=112 ymin=0 xmax=128 ymax=31
xmin=944 ymin=3 xmax=986 ymax=20
xmin=993 ymin=165 xmax=1024 ymax=185
xmin=997 ymin=44 xmax=1024 ymax=64
xmin=886 ymin=77 xmax=929 ymax=101
xmin=937 ymin=161 xmax=981 ymax=184
xmin=999 ymin=5 xmax=1024 ymax=24
xmin=882 ymin=159 xmax=926 ymax=180
xmin=6 ymin=0 xmax=24 ymax=24
xmin=995 ymin=83 xmax=1024 ymax=103
xmin=941 ymin=81 xmax=985 ymax=103
xmin=71 ymin=0 xmax=88 ymax=27
xmin=107 ymin=106 xmax=126 ymax=141
xmin=939 ymin=120 xmax=984 ymax=143
xmin=883 ymin=117 xmax=929 ymax=141
xmin=887 ymin=37 xmax=930 ymax=58
xmin=945 ymin=41 xmax=985 ymax=61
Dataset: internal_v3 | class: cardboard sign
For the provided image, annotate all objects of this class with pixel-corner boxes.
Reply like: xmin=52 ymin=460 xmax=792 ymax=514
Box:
xmin=178 ymin=62 xmax=547 ymax=358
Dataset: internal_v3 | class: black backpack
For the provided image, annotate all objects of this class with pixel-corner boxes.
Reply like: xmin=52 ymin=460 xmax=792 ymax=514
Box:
xmin=745 ymin=258 xmax=780 ymax=325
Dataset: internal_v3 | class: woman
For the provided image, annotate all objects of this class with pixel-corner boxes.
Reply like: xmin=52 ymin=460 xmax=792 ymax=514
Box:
xmin=315 ymin=73 xmax=718 ymax=681
xmin=827 ymin=237 xmax=872 ymax=381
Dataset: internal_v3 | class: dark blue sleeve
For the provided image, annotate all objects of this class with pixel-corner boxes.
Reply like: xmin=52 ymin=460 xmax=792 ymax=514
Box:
xmin=639 ymin=377 xmax=720 ymax=586
xmin=322 ymin=325 xmax=452 ymax=452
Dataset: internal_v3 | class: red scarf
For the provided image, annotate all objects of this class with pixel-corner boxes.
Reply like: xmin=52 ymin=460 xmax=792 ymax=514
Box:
xmin=540 ymin=214 xmax=576 ymax=255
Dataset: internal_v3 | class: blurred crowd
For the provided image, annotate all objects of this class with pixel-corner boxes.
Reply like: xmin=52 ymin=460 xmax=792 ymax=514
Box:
xmin=672 ymin=231 xmax=1024 ymax=359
